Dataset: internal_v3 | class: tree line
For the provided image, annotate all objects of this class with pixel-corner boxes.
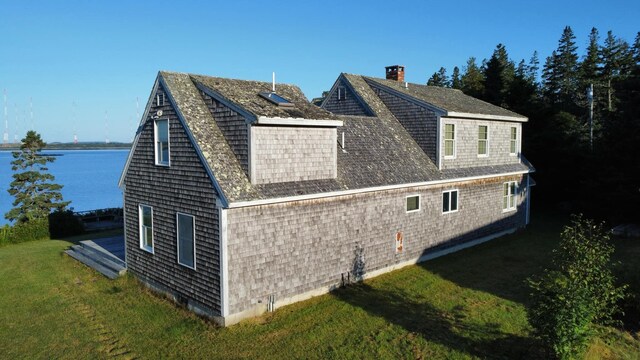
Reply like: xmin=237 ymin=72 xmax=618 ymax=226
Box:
xmin=427 ymin=26 xmax=640 ymax=223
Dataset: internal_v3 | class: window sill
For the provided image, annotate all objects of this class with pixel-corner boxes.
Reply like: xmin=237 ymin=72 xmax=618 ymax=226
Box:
xmin=140 ymin=246 xmax=154 ymax=254
xmin=442 ymin=209 xmax=459 ymax=215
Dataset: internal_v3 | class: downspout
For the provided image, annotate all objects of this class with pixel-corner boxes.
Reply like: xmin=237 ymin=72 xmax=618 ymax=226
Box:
xmin=525 ymin=175 xmax=531 ymax=226
xmin=436 ymin=116 xmax=442 ymax=169
xmin=122 ymin=184 xmax=128 ymax=267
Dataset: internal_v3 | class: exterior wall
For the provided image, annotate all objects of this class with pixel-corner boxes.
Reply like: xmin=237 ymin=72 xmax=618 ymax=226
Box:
xmin=440 ymin=117 xmax=522 ymax=170
xmin=225 ymin=174 xmax=528 ymax=316
xmin=250 ymin=126 xmax=337 ymax=184
xmin=123 ymin=83 xmax=222 ymax=315
xmin=322 ymin=79 xmax=371 ymax=116
xmin=372 ymin=87 xmax=438 ymax=161
xmin=201 ymin=93 xmax=249 ymax=176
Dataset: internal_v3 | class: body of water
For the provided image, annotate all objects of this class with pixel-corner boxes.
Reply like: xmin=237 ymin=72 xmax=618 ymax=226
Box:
xmin=0 ymin=149 xmax=129 ymax=225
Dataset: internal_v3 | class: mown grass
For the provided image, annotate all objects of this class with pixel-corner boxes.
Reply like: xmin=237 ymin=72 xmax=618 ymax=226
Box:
xmin=0 ymin=213 xmax=639 ymax=359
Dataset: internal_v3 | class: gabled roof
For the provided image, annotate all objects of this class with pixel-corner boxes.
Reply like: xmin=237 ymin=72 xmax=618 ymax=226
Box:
xmin=121 ymin=71 xmax=533 ymax=207
xmin=190 ymin=74 xmax=337 ymax=121
xmin=361 ymin=76 xmax=527 ymax=122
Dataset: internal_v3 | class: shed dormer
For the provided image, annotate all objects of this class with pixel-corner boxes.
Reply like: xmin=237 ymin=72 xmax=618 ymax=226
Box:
xmin=249 ymin=117 xmax=342 ymax=185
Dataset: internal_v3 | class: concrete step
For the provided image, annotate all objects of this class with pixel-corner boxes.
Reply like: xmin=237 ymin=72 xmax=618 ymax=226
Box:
xmin=71 ymin=245 xmax=127 ymax=276
xmin=65 ymin=249 xmax=120 ymax=279
xmin=79 ymin=240 xmax=126 ymax=268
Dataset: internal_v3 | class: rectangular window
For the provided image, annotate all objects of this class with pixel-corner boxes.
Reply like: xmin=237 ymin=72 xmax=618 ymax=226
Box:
xmin=139 ymin=205 xmax=153 ymax=253
xmin=444 ymin=124 xmax=456 ymax=158
xmin=442 ymin=190 xmax=458 ymax=214
xmin=177 ymin=213 xmax=196 ymax=269
xmin=503 ymin=181 xmax=517 ymax=211
xmin=155 ymin=119 xmax=170 ymax=166
xmin=406 ymin=195 xmax=420 ymax=212
xmin=337 ymin=86 xmax=346 ymax=101
xmin=510 ymin=127 xmax=518 ymax=155
xmin=157 ymin=93 xmax=164 ymax=106
xmin=478 ymin=125 xmax=488 ymax=156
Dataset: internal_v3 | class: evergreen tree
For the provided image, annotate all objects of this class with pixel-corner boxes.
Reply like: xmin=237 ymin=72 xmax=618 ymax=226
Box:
xmin=600 ymin=30 xmax=634 ymax=111
xmin=543 ymin=26 xmax=579 ymax=110
xmin=451 ymin=66 xmax=462 ymax=89
xmin=461 ymin=57 xmax=485 ymax=98
xmin=483 ymin=43 xmax=515 ymax=107
xmin=527 ymin=51 xmax=540 ymax=85
xmin=5 ymin=131 xmax=70 ymax=223
xmin=580 ymin=27 xmax=600 ymax=85
xmin=427 ymin=67 xmax=449 ymax=87
xmin=633 ymin=32 xmax=640 ymax=67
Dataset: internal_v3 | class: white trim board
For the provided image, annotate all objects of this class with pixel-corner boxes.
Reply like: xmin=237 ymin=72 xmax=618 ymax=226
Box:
xmin=227 ymin=170 xmax=532 ymax=209
xmin=256 ymin=116 xmax=343 ymax=127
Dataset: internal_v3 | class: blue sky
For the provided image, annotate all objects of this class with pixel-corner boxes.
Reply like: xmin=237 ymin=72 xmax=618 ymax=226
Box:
xmin=1 ymin=0 xmax=638 ymax=143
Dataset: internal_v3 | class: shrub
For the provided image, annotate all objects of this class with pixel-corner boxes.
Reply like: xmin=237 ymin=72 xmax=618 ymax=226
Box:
xmin=8 ymin=218 xmax=50 ymax=244
xmin=48 ymin=209 xmax=84 ymax=238
xmin=527 ymin=214 xmax=627 ymax=359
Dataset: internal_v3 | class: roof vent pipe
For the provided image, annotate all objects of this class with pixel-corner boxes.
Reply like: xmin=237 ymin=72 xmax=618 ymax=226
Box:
xmin=272 ymin=72 xmax=276 ymax=92
xmin=405 ymin=81 xmax=408 ymax=89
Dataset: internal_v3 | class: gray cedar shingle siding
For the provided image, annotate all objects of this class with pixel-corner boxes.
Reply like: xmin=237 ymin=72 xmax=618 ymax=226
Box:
xmin=200 ymin=93 xmax=250 ymax=176
xmin=440 ymin=118 xmax=522 ymax=169
xmin=322 ymin=78 xmax=372 ymax=116
xmin=251 ymin=126 xmax=337 ymax=184
xmin=372 ymin=85 xmax=439 ymax=162
xmin=226 ymin=174 xmax=527 ymax=314
xmin=123 ymin=83 xmax=221 ymax=314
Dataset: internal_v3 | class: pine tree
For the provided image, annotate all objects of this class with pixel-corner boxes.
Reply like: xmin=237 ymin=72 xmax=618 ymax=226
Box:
xmin=580 ymin=27 xmax=600 ymax=85
xmin=451 ymin=66 xmax=462 ymax=89
xmin=633 ymin=32 xmax=640 ymax=67
xmin=527 ymin=51 xmax=540 ymax=85
xmin=483 ymin=43 xmax=515 ymax=106
xmin=461 ymin=57 xmax=485 ymax=98
xmin=543 ymin=26 xmax=580 ymax=111
xmin=427 ymin=67 xmax=449 ymax=87
xmin=600 ymin=30 xmax=634 ymax=111
xmin=5 ymin=131 xmax=70 ymax=223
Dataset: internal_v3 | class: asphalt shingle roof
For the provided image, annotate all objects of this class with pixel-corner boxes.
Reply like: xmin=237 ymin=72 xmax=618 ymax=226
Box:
xmin=363 ymin=76 xmax=527 ymax=120
xmin=155 ymin=71 xmax=533 ymax=205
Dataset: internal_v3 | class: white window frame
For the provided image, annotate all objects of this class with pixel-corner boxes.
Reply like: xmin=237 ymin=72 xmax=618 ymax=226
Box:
xmin=405 ymin=194 xmax=421 ymax=213
xmin=510 ymin=126 xmax=518 ymax=156
xmin=154 ymin=118 xmax=170 ymax=166
xmin=139 ymin=204 xmax=154 ymax=253
xmin=503 ymin=181 xmax=518 ymax=212
xmin=337 ymin=86 xmax=346 ymax=101
xmin=478 ymin=125 xmax=489 ymax=157
xmin=176 ymin=212 xmax=196 ymax=270
xmin=157 ymin=93 xmax=164 ymax=106
xmin=442 ymin=189 xmax=459 ymax=214
xmin=444 ymin=123 xmax=456 ymax=159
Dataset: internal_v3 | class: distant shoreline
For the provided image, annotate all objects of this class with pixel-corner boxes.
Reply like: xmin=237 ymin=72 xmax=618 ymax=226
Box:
xmin=0 ymin=143 xmax=132 ymax=151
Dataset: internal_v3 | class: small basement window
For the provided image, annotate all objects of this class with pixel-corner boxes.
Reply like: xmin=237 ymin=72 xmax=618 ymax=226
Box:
xmin=406 ymin=195 xmax=420 ymax=212
xmin=259 ymin=92 xmax=294 ymax=107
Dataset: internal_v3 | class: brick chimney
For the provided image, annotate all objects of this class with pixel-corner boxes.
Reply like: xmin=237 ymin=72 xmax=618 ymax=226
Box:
xmin=385 ymin=65 xmax=405 ymax=82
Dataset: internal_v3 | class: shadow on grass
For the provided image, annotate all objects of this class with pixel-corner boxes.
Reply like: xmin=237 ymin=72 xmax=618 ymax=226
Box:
xmin=332 ymin=283 xmax=544 ymax=359
xmin=418 ymin=212 xmax=566 ymax=306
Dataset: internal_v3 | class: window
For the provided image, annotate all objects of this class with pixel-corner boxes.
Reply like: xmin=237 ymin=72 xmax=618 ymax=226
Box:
xmin=177 ymin=213 xmax=196 ymax=269
xmin=442 ymin=190 xmax=458 ymax=213
xmin=139 ymin=205 xmax=153 ymax=253
xmin=406 ymin=195 xmax=420 ymax=212
xmin=155 ymin=119 xmax=169 ymax=166
xmin=259 ymin=92 xmax=294 ymax=107
xmin=478 ymin=125 xmax=488 ymax=156
xmin=337 ymin=86 xmax=346 ymax=101
xmin=503 ymin=182 xmax=517 ymax=211
xmin=444 ymin=124 xmax=455 ymax=158
xmin=156 ymin=93 xmax=164 ymax=106
xmin=510 ymin=127 xmax=518 ymax=155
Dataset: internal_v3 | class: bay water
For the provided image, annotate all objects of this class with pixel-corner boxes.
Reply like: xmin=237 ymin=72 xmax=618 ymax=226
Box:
xmin=0 ymin=149 xmax=129 ymax=226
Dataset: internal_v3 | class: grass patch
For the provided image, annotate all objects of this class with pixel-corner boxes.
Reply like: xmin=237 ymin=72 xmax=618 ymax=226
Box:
xmin=0 ymin=213 xmax=638 ymax=359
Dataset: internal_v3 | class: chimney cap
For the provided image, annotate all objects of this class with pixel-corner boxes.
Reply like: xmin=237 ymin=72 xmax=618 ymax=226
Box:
xmin=385 ymin=65 xmax=405 ymax=71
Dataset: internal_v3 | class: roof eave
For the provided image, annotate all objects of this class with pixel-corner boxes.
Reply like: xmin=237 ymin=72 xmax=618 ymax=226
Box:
xmin=445 ymin=111 xmax=528 ymax=122
xmin=256 ymin=116 xmax=343 ymax=127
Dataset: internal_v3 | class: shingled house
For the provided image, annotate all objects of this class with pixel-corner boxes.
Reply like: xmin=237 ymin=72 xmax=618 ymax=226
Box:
xmin=119 ymin=66 xmax=534 ymax=326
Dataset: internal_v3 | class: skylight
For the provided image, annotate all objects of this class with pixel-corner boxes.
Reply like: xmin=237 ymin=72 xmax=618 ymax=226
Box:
xmin=259 ymin=92 xmax=294 ymax=107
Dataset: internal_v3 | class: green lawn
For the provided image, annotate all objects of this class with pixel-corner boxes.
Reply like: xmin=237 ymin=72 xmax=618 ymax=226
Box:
xmin=1 ymin=214 xmax=639 ymax=359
